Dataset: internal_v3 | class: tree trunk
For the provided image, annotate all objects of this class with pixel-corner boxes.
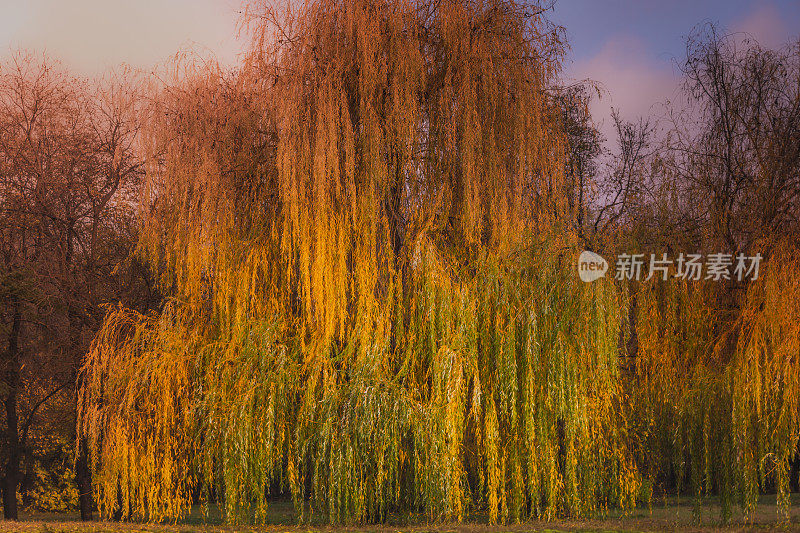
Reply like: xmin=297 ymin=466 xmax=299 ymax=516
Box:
xmin=76 ymin=437 xmax=93 ymax=520
xmin=72 ymin=325 xmax=93 ymax=521
xmin=19 ymin=453 xmax=33 ymax=509
xmin=2 ymin=305 xmax=21 ymax=521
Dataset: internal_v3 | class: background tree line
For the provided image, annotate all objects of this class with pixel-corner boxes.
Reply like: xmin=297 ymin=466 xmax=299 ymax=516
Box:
xmin=0 ymin=52 xmax=157 ymax=520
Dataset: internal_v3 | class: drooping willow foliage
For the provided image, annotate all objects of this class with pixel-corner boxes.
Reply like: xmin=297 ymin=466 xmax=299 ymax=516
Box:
xmin=79 ymin=0 xmax=640 ymax=524
xmin=631 ymin=241 xmax=800 ymax=521
xmin=78 ymin=0 xmax=800 ymax=526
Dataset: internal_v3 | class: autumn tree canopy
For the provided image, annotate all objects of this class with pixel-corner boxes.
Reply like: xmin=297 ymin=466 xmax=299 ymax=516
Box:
xmin=78 ymin=0 xmax=640 ymax=524
xmin=70 ymin=0 xmax=800 ymax=527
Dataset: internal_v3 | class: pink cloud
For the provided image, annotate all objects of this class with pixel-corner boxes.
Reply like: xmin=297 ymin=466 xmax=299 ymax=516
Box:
xmin=730 ymin=2 xmax=789 ymax=50
xmin=564 ymin=35 xmax=680 ymax=148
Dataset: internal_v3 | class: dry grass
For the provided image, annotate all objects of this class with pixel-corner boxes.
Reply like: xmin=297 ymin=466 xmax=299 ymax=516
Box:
xmin=5 ymin=496 xmax=800 ymax=533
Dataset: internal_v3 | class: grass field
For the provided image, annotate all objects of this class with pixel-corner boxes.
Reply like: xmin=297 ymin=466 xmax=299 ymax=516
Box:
xmin=4 ymin=495 xmax=800 ymax=533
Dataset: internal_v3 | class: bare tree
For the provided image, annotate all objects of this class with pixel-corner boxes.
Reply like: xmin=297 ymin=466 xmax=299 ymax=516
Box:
xmin=557 ymin=83 xmax=602 ymax=243
xmin=670 ymin=25 xmax=800 ymax=254
xmin=0 ymin=52 xmax=147 ymax=521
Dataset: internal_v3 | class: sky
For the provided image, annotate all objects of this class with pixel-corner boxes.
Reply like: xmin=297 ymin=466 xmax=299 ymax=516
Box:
xmin=552 ymin=0 xmax=800 ymax=144
xmin=1 ymin=0 xmax=799 ymax=144
xmin=0 ymin=0 xmax=246 ymax=72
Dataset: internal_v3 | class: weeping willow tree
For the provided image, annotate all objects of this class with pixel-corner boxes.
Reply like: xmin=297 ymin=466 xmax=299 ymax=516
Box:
xmin=630 ymin=240 xmax=800 ymax=521
xmin=79 ymin=0 xmax=641 ymax=524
